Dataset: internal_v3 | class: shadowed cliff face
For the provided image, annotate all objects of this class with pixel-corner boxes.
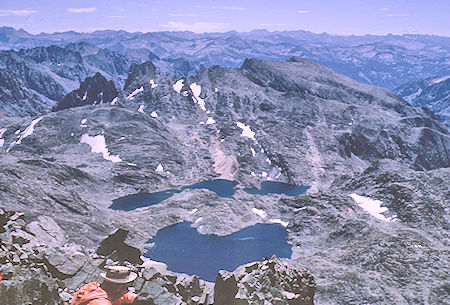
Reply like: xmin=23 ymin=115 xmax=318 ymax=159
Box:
xmin=52 ymin=72 xmax=118 ymax=111
xmin=0 ymin=57 xmax=448 ymax=305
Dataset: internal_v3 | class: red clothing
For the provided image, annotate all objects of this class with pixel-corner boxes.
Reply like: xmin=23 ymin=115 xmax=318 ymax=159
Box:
xmin=71 ymin=282 xmax=137 ymax=305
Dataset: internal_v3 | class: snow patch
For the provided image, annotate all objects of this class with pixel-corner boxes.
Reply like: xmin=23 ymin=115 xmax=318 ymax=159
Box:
xmin=150 ymin=79 xmax=158 ymax=88
xmin=404 ymin=88 xmax=422 ymax=103
xmin=236 ymin=122 xmax=255 ymax=139
xmin=138 ymin=105 xmax=145 ymax=113
xmin=190 ymin=82 xmax=206 ymax=111
xmin=16 ymin=117 xmax=43 ymax=145
xmin=173 ymin=79 xmax=184 ymax=93
xmin=0 ymin=128 xmax=6 ymax=147
xmin=252 ymin=208 xmax=267 ymax=219
xmin=80 ymin=134 xmax=122 ymax=163
xmin=350 ymin=193 xmax=396 ymax=222
xmin=432 ymin=75 xmax=450 ymax=84
xmin=270 ymin=219 xmax=289 ymax=227
xmin=127 ymin=86 xmax=144 ymax=100
xmin=151 ymin=111 xmax=158 ymax=118
xmin=282 ymin=291 xmax=298 ymax=300
xmin=206 ymin=117 xmax=216 ymax=124
xmin=155 ymin=163 xmax=164 ymax=172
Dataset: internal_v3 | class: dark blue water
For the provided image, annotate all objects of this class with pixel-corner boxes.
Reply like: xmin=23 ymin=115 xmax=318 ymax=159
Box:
xmin=110 ymin=180 xmax=308 ymax=211
xmin=110 ymin=179 xmax=236 ymax=210
xmin=182 ymin=179 xmax=237 ymax=198
xmin=145 ymin=222 xmax=292 ymax=281
xmin=244 ymin=181 xmax=309 ymax=196
xmin=110 ymin=190 xmax=180 ymax=211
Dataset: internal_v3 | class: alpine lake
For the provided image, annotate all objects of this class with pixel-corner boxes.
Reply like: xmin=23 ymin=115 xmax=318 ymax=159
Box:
xmin=110 ymin=179 xmax=309 ymax=281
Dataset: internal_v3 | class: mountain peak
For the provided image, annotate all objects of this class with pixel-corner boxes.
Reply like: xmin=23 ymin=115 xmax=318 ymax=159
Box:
xmin=124 ymin=61 xmax=159 ymax=90
xmin=65 ymin=42 xmax=100 ymax=56
xmin=52 ymin=73 xmax=117 ymax=112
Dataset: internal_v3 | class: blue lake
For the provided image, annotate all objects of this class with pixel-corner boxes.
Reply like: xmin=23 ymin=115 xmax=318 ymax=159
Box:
xmin=181 ymin=179 xmax=237 ymax=198
xmin=144 ymin=222 xmax=292 ymax=281
xmin=109 ymin=179 xmax=236 ymax=211
xmin=110 ymin=179 xmax=308 ymax=211
xmin=110 ymin=190 xmax=179 ymax=211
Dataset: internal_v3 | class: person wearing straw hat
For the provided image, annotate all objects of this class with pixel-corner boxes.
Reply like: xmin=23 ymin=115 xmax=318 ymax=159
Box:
xmin=71 ymin=265 xmax=139 ymax=305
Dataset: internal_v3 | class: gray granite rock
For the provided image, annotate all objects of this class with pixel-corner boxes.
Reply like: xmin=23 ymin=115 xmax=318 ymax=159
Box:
xmin=214 ymin=256 xmax=315 ymax=305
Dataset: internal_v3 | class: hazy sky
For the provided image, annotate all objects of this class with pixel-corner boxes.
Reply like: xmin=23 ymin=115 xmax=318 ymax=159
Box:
xmin=0 ymin=0 xmax=449 ymax=36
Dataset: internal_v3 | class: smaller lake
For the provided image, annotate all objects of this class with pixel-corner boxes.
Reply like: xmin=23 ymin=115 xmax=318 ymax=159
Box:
xmin=110 ymin=179 xmax=308 ymax=211
xmin=110 ymin=190 xmax=180 ymax=211
xmin=144 ymin=222 xmax=292 ymax=282
xmin=110 ymin=179 xmax=235 ymax=211
xmin=181 ymin=179 xmax=237 ymax=198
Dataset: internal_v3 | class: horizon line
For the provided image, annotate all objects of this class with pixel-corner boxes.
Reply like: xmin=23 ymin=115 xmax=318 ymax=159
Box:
xmin=1 ymin=25 xmax=449 ymax=38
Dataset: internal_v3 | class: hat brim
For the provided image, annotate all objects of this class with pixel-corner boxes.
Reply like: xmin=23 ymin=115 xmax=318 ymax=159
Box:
xmin=100 ymin=271 xmax=137 ymax=284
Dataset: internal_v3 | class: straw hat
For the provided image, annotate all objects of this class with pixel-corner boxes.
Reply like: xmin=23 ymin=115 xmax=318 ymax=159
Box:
xmin=100 ymin=266 xmax=137 ymax=284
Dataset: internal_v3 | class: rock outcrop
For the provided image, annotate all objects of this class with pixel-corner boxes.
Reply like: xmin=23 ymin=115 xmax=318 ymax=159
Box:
xmin=215 ymin=256 xmax=315 ymax=305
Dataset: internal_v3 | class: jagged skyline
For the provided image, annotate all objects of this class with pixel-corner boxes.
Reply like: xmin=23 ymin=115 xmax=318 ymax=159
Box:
xmin=0 ymin=0 xmax=449 ymax=36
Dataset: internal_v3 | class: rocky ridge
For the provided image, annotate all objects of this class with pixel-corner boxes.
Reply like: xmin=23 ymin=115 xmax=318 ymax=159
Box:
xmin=0 ymin=44 xmax=130 ymax=117
xmin=52 ymin=72 xmax=118 ymax=112
xmin=215 ymin=257 xmax=315 ymax=305
xmin=395 ymin=74 xmax=450 ymax=125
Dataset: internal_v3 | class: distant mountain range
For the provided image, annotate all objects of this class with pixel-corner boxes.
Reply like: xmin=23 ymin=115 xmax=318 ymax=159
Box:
xmin=1 ymin=26 xmax=449 ymax=91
